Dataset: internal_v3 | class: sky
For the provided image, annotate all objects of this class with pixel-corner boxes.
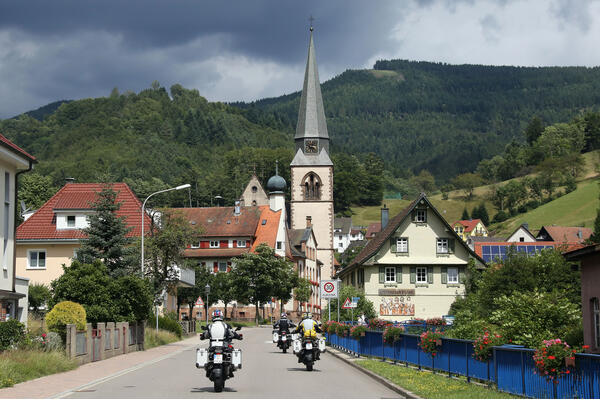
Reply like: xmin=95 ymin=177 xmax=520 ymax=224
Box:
xmin=1 ymin=0 xmax=600 ymax=118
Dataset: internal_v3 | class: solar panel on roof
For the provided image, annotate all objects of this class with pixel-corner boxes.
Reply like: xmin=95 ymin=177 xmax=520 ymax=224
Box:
xmin=500 ymin=246 xmax=507 ymax=255
xmin=482 ymin=246 xmax=491 ymax=255
xmin=491 ymin=246 xmax=500 ymax=255
xmin=527 ymin=246 xmax=536 ymax=254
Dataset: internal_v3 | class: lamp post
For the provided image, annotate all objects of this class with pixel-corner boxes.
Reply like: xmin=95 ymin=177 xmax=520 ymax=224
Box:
xmin=140 ymin=184 xmax=191 ymax=274
xmin=205 ymin=284 xmax=211 ymax=326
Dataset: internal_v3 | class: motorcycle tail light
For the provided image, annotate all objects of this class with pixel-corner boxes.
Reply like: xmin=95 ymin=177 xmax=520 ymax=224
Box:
xmin=229 ymin=344 xmax=233 ymax=349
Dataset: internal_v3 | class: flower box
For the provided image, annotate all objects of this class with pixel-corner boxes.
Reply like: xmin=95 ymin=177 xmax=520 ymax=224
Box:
xmin=435 ymin=338 xmax=442 ymax=346
xmin=565 ymin=357 xmax=575 ymax=367
xmin=360 ymin=332 xmax=366 ymax=337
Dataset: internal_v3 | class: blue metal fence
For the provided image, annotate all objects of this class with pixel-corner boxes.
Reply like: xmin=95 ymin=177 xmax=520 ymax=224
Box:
xmin=326 ymin=331 xmax=600 ymax=399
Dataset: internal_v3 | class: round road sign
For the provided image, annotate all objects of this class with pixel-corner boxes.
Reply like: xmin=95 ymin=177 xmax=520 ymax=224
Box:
xmin=324 ymin=282 xmax=335 ymax=293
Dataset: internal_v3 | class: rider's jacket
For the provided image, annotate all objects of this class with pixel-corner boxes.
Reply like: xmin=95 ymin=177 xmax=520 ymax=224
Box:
xmin=273 ymin=319 xmax=294 ymax=333
xmin=205 ymin=321 xmax=234 ymax=344
xmin=294 ymin=319 xmax=321 ymax=339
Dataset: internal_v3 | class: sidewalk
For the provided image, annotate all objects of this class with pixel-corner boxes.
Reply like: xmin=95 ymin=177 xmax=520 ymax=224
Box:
xmin=0 ymin=334 xmax=200 ymax=399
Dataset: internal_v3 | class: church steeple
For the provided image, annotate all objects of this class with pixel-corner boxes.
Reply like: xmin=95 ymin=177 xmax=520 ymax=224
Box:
xmin=293 ymin=26 xmax=331 ymax=163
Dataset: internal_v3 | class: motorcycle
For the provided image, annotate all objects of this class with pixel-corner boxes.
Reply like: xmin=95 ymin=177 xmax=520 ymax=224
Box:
xmin=293 ymin=334 xmax=326 ymax=371
xmin=272 ymin=330 xmax=292 ymax=353
xmin=196 ymin=325 xmax=243 ymax=392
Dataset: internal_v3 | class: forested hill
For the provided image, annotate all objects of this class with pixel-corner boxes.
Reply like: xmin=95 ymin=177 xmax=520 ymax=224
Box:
xmin=237 ymin=59 xmax=600 ymax=181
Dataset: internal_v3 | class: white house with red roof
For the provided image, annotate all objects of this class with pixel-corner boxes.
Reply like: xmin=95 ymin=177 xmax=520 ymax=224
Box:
xmin=0 ymin=134 xmax=36 ymax=324
xmin=15 ymin=182 xmax=152 ymax=287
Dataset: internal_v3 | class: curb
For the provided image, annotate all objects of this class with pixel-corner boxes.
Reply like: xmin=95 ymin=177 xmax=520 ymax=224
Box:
xmin=326 ymin=347 xmax=424 ymax=399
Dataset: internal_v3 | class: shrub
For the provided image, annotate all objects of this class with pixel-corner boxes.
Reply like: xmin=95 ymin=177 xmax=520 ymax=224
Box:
xmin=473 ymin=331 xmax=505 ymax=362
xmin=45 ymin=332 xmax=63 ymax=351
xmin=533 ymin=339 xmax=576 ymax=383
xmin=350 ymin=325 xmax=367 ymax=340
xmin=383 ymin=326 xmax=404 ymax=344
xmin=153 ymin=314 xmax=183 ymax=338
xmin=335 ymin=323 xmax=350 ymax=336
xmin=45 ymin=301 xmax=87 ymax=341
xmin=419 ymin=330 xmax=443 ymax=357
xmin=492 ymin=210 xmax=508 ymax=223
xmin=426 ymin=317 xmax=446 ymax=327
xmin=0 ymin=319 xmax=26 ymax=351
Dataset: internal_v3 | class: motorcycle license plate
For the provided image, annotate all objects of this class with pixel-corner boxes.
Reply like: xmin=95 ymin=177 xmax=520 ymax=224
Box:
xmin=282 ymin=336 xmax=287 ymax=341
xmin=305 ymin=343 xmax=313 ymax=350
xmin=214 ymin=354 xmax=223 ymax=364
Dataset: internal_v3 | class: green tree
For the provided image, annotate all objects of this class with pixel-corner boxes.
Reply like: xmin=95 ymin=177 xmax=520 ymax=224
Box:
xmin=17 ymin=173 xmax=58 ymax=212
xmin=452 ymin=173 xmax=484 ymax=200
xmin=409 ymin=170 xmax=436 ymax=193
xmin=76 ymin=185 xmax=133 ymax=276
xmin=525 ymin=116 xmax=544 ymax=145
xmin=144 ymin=209 xmax=200 ymax=303
xmin=535 ymin=123 xmax=585 ymax=158
xmin=212 ymin=272 xmax=237 ymax=319
xmin=471 ymin=203 xmax=490 ymax=226
xmin=323 ymin=285 xmax=376 ymax=322
xmin=177 ymin=263 xmax=213 ymax=320
xmin=230 ymin=244 xmax=297 ymax=324
xmin=28 ymin=283 xmax=51 ymax=315
xmin=294 ymin=278 xmax=312 ymax=306
xmin=461 ymin=207 xmax=470 ymax=220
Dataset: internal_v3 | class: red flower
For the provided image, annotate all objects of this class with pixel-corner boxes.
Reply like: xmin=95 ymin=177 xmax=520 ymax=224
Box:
xmin=547 ymin=355 xmax=555 ymax=360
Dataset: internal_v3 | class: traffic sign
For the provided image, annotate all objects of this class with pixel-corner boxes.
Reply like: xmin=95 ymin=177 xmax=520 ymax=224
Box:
xmin=320 ymin=280 xmax=339 ymax=299
xmin=352 ymin=297 xmax=360 ymax=304
xmin=195 ymin=296 xmax=204 ymax=307
xmin=342 ymin=297 xmax=356 ymax=309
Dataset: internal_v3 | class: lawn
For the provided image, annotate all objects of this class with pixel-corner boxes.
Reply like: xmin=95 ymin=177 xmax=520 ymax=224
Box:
xmin=357 ymin=359 xmax=516 ymax=399
xmin=144 ymin=328 xmax=181 ymax=349
xmin=0 ymin=349 xmax=78 ymax=388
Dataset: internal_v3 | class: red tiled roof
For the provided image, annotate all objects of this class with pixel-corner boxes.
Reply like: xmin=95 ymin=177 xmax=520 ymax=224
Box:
xmin=0 ymin=133 xmax=36 ymax=162
xmin=539 ymin=226 xmax=592 ymax=244
xmin=453 ymin=219 xmax=483 ymax=233
xmin=365 ymin=222 xmax=381 ymax=238
xmin=250 ymin=206 xmax=281 ymax=252
xmin=17 ymin=183 xmax=150 ymax=240
xmin=183 ymin=248 xmax=249 ymax=258
xmin=176 ymin=206 xmax=262 ymax=237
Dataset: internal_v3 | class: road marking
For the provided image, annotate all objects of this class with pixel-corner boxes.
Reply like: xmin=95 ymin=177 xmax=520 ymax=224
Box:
xmin=46 ymin=345 xmax=196 ymax=399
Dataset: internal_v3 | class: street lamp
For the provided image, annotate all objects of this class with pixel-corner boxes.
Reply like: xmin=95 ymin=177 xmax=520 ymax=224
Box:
xmin=205 ymin=284 xmax=211 ymax=326
xmin=140 ymin=184 xmax=191 ymax=274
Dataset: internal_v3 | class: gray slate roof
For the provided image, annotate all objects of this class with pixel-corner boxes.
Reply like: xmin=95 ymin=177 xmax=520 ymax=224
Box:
xmin=334 ymin=217 xmax=352 ymax=234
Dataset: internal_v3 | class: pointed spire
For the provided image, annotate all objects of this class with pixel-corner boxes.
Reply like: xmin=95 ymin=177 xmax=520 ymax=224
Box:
xmin=295 ymin=26 xmax=329 ymax=146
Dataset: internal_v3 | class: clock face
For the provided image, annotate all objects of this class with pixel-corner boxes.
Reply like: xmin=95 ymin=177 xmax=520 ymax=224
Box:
xmin=304 ymin=139 xmax=318 ymax=154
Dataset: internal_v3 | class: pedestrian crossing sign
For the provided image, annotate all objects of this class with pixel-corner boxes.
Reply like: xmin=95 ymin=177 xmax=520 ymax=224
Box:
xmin=195 ymin=296 xmax=204 ymax=307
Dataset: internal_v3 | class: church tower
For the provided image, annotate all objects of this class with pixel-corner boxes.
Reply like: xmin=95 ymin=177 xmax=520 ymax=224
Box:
xmin=290 ymin=26 xmax=334 ymax=280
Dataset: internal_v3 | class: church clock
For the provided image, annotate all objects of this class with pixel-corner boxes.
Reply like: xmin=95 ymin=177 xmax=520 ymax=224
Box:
xmin=304 ymin=139 xmax=319 ymax=154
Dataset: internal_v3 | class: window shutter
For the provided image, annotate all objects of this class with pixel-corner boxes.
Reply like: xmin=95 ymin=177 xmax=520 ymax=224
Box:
xmin=441 ymin=266 xmax=447 ymax=284
xmin=396 ymin=266 xmax=402 ymax=283
xmin=227 ymin=261 xmax=231 ymax=273
xmin=427 ymin=266 xmax=433 ymax=284
xmin=213 ymin=262 xmax=218 ymax=273
xmin=379 ymin=266 xmax=385 ymax=283
xmin=449 ymin=239 xmax=455 ymax=254
xmin=410 ymin=267 xmax=416 ymax=284
xmin=459 ymin=266 xmax=466 ymax=284
xmin=389 ymin=237 xmax=397 ymax=253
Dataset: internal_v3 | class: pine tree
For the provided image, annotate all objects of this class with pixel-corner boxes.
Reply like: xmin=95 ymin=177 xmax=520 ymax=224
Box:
xmin=473 ymin=203 xmax=490 ymax=226
xmin=590 ymin=207 xmax=600 ymax=244
xmin=461 ymin=207 xmax=470 ymax=220
xmin=77 ymin=185 xmax=133 ymax=276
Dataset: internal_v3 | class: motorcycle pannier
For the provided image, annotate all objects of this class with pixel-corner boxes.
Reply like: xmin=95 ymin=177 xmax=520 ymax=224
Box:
xmin=272 ymin=332 xmax=278 ymax=343
xmin=232 ymin=349 xmax=243 ymax=369
xmin=196 ymin=348 xmax=208 ymax=368
xmin=293 ymin=339 xmax=302 ymax=353
xmin=318 ymin=338 xmax=326 ymax=353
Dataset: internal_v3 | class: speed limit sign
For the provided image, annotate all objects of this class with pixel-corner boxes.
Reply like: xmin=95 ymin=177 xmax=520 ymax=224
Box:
xmin=320 ymin=280 xmax=339 ymax=299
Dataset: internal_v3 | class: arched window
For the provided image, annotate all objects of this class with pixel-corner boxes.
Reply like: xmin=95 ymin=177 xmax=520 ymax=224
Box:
xmin=593 ymin=297 xmax=600 ymax=348
xmin=302 ymin=173 xmax=321 ymax=200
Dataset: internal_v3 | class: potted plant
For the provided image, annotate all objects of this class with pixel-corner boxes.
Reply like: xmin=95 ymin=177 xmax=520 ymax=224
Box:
xmin=383 ymin=326 xmax=404 ymax=344
xmin=350 ymin=325 xmax=367 ymax=340
xmin=419 ymin=330 xmax=444 ymax=357
xmin=533 ymin=339 xmax=577 ymax=384
xmin=473 ymin=330 xmax=505 ymax=362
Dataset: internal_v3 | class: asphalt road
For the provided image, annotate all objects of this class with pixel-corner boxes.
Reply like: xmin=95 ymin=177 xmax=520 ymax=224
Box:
xmin=63 ymin=327 xmax=402 ymax=399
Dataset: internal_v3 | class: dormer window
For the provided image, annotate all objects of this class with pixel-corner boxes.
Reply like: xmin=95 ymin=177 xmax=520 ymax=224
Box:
xmin=67 ymin=215 xmax=76 ymax=227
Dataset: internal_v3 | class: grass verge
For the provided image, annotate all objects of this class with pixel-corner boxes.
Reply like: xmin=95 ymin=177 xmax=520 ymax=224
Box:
xmin=356 ymin=359 xmax=515 ymax=399
xmin=0 ymin=349 xmax=78 ymax=388
xmin=144 ymin=328 xmax=181 ymax=350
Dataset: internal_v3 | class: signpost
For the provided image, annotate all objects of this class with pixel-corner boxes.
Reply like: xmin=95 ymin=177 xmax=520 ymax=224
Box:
xmin=342 ymin=297 xmax=358 ymax=322
xmin=320 ymin=280 xmax=339 ymax=321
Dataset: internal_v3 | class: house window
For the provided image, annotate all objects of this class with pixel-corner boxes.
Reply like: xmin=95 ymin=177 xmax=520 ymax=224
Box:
xmin=385 ymin=267 xmax=396 ymax=283
xmin=338 ymin=242 xmax=343 ymax=248
xmin=519 ymin=237 xmax=525 ymax=242
xmin=415 ymin=209 xmax=426 ymax=223
xmin=209 ymin=240 xmax=219 ymax=248
xmin=237 ymin=240 xmax=247 ymax=248
xmin=251 ymin=186 xmax=258 ymax=193
xmin=191 ymin=242 xmax=200 ymax=249
xmin=338 ymin=235 xmax=342 ymax=240
xmin=218 ymin=262 xmax=227 ymax=272
xmin=28 ymin=250 xmax=46 ymax=269
xmin=437 ymin=238 xmax=449 ymax=254
xmin=276 ymin=241 xmax=282 ymax=250
xmin=302 ymin=173 xmax=321 ymax=200
xmin=396 ymin=238 xmax=408 ymax=253
xmin=593 ymin=297 xmax=600 ymax=348
xmin=358 ymin=269 xmax=364 ymax=284
xmin=416 ymin=267 xmax=427 ymax=283
xmin=67 ymin=215 xmax=76 ymax=227
xmin=447 ymin=267 xmax=459 ymax=284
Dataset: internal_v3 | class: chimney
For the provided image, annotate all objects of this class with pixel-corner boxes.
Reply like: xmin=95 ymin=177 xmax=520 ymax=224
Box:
xmin=306 ymin=216 xmax=312 ymax=228
xmin=522 ymin=223 xmax=529 ymax=230
xmin=234 ymin=200 xmax=241 ymax=216
xmin=65 ymin=177 xmax=75 ymax=185
xmin=381 ymin=204 xmax=389 ymax=230
xmin=577 ymin=229 xmax=582 ymax=239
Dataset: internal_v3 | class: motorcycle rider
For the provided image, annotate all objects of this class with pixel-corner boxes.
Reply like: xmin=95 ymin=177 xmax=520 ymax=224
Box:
xmin=293 ymin=312 xmax=321 ymax=361
xmin=201 ymin=310 xmax=241 ymax=377
xmin=273 ymin=312 xmax=295 ymax=334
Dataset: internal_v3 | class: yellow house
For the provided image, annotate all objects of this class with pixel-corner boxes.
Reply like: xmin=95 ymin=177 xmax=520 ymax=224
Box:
xmin=452 ymin=219 xmax=488 ymax=242
xmin=336 ymin=194 xmax=485 ymax=321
